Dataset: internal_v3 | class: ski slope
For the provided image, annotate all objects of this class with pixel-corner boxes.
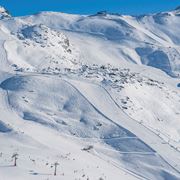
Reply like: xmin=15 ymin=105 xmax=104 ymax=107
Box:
xmin=0 ymin=5 xmax=180 ymax=180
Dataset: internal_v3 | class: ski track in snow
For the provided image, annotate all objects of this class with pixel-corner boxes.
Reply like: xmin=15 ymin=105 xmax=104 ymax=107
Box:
xmin=0 ymin=6 xmax=180 ymax=180
xmin=67 ymin=78 xmax=180 ymax=171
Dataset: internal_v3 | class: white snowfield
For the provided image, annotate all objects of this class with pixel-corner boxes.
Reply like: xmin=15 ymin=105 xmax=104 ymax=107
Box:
xmin=0 ymin=5 xmax=180 ymax=180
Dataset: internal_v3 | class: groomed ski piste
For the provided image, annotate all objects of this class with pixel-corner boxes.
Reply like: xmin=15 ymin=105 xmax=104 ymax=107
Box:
xmin=0 ymin=5 xmax=180 ymax=180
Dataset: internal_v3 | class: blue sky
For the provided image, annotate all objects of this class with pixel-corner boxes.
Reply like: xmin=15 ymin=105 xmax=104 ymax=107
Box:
xmin=0 ymin=0 xmax=179 ymax=16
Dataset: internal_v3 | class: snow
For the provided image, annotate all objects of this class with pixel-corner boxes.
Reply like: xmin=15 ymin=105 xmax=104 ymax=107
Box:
xmin=0 ymin=6 xmax=11 ymax=19
xmin=0 ymin=5 xmax=180 ymax=180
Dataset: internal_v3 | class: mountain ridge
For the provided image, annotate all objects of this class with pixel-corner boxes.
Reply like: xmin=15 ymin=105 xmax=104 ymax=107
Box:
xmin=0 ymin=6 xmax=11 ymax=19
xmin=1 ymin=5 xmax=180 ymax=76
xmin=0 ymin=5 xmax=180 ymax=180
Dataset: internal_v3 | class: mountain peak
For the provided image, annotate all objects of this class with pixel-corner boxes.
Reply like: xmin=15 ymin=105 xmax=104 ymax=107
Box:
xmin=175 ymin=6 xmax=180 ymax=10
xmin=0 ymin=6 xmax=11 ymax=19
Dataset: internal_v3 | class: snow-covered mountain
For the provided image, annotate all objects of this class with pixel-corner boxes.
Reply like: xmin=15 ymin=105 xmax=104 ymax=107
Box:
xmin=0 ymin=6 xmax=11 ymax=19
xmin=0 ymin=6 xmax=180 ymax=180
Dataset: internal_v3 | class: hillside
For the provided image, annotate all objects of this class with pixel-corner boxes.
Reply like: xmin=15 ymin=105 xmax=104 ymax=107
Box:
xmin=0 ymin=6 xmax=180 ymax=180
